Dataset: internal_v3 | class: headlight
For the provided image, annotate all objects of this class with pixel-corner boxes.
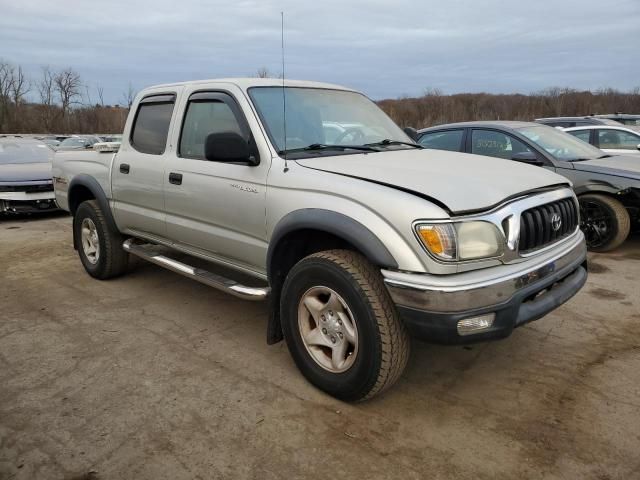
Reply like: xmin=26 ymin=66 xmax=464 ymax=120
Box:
xmin=415 ymin=224 xmax=457 ymax=260
xmin=416 ymin=221 xmax=503 ymax=261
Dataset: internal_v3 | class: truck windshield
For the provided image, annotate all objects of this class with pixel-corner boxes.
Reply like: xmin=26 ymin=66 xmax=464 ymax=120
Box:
xmin=517 ymin=125 xmax=606 ymax=162
xmin=249 ymin=87 xmax=413 ymax=156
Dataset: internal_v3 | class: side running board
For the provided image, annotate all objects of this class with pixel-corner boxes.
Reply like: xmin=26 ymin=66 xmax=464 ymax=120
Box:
xmin=122 ymin=239 xmax=270 ymax=301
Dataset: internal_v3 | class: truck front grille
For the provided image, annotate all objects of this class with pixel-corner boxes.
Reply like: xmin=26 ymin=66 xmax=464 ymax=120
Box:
xmin=0 ymin=183 xmax=53 ymax=193
xmin=519 ymin=198 xmax=578 ymax=253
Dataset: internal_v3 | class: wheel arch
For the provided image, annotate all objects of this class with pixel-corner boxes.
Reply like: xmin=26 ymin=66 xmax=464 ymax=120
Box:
xmin=265 ymin=209 xmax=399 ymax=344
xmin=574 ymin=181 xmax=624 ymax=197
xmin=68 ymin=175 xmax=119 ymax=249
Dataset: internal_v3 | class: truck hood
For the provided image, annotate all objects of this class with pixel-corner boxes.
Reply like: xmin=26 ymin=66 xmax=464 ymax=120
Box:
xmin=573 ymin=155 xmax=640 ymax=181
xmin=0 ymin=162 xmax=53 ymax=184
xmin=295 ymin=149 xmax=568 ymax=213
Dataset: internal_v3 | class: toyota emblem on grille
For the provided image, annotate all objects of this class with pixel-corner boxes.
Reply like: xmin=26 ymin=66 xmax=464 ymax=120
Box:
xmin=551 ymin=213 xmax=562 ymax=231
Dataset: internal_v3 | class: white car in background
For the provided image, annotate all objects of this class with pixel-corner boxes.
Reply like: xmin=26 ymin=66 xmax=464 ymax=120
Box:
xmin=594 ymin=114 xmax=640 ymax=126
xmin=564 ymin=125 xmax=640 ymax=157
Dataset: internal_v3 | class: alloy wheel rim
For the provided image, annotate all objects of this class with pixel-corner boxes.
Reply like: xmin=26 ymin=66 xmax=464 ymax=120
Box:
xmin=81 ymin=218 xmax=100 ymax=264
xmin=297 ymin=286 xmax=359 ymax=373
xmin=580 ymin=201 xmax=614 ymax=248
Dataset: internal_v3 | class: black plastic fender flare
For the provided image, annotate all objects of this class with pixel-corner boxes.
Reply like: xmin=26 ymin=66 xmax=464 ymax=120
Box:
xmin=574 ymin=181 xmax=624 ymax=197
xmin=267 ymin=208 xmax=398 ymax=278
xmin=68 ymin=174 xmax=119 ymax=249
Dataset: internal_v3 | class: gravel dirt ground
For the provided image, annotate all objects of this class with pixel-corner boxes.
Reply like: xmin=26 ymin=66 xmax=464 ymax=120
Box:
xmin=1 ymin=213 xmax=639 ymax=480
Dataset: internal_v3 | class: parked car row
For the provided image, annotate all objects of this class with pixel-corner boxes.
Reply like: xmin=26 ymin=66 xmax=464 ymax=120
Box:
xmin=593 ymin=114 xmax=640 ymax=126
xmin=31 ymin=134 xmax=121 ymax=151
xmin=4 ymin=109 xmax=639 ymax=253
xmin=535 ymin=116 xmax=625 ymax=128
xmin=0 ymin=133 xmax=121 ymax=215
xmin=535 ymin=114 xmax=640 ymax=128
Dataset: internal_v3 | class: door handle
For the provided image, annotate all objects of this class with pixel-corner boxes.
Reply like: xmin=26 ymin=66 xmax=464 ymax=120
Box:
xmin=168 ymin=172 xmax=183 ymax=185
xmin=119 ymin=163 xmax=130 ymax=174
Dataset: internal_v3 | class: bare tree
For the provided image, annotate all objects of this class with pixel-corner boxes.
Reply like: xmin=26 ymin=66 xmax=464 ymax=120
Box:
xmin=9 ymin=65 xmax=30 ymax=107
xmin=121 ymin=82 xmax=136 ymax=109
xmin=38 ymin=66 xmax=55 ymax=105
xmin=54 ymin=68 xmax=82 ymax=119
xmin=0 ymin=60 xmax=15 ymax=130
xmin=38 ymin=66 xmax=57 ymax=131
xmin=84 ymin=85 xmax=93 ymax=106
xmin=96 ymin=84 xmax=105 ymax=107
xmin=254 ymin=67 xmax=283 ymax=79
xmin=255 ymin=67 xmax=271 ymax=78
xmin=0 ymin=61 xmax=14 ymax=101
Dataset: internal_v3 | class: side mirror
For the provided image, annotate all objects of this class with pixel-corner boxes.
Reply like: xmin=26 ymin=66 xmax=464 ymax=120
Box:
xmin=85 ymin=143 xmax=93 ymax=149
xmin=637 ymin=143 xmax=640 ymax=151
xmin=512 ymin=151 xmax=544 ymax=166
xmin=403 ymin=127 xmax=418 ymax=141
xmin=204 ymin=132 xmax=258 ymax=165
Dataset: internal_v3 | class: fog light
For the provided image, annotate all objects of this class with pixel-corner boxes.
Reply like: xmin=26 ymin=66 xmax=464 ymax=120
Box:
xmin=457 ymin=313 xmax=496 ymax=336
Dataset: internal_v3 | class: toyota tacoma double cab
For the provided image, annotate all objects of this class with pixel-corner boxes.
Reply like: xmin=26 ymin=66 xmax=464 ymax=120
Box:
xmin=53 ymin=78 xmax=588 ymax=401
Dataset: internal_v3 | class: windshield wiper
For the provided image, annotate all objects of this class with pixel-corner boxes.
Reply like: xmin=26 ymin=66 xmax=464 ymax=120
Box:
xmin=598 ymin=154 xmax=612 ymax=159
xmin=280 ymin=143 xmax=381 ymax=155
xmin=364 ymin=139 xmax=423 ymax=149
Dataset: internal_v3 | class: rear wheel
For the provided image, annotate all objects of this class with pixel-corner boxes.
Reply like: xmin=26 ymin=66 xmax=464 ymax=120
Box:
xmin=74 ymin=200 xmax=129 ymax=279
xmin=281 ymin=250 xmax=410 ymax=401
xmin=579 ymin=194 xmax=630 ymax=252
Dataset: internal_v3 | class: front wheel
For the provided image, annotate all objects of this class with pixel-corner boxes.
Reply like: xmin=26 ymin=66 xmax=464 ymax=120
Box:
xmin=281 ymin=250 xmax=410 ymax=401
xmin=579 ymin=194 xmax=630 ymax=252
xmin=74 ymin=200 xmax=129 ymax=279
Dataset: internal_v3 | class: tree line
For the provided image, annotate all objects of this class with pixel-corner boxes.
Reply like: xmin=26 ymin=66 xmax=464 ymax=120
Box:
xmin=1 ymin=59 xmax=639 ymax=134
xmin=378 ymin=87 xmax=640 ymax=128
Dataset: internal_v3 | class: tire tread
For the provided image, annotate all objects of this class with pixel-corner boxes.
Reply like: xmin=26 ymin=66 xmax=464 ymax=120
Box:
xmin=580 ymin=193 xmax=630 ymax=252
xmin=302 ymin=250 xmax=410 ymax=400
xmin=76 ymin=200 xmax=128 ymax=279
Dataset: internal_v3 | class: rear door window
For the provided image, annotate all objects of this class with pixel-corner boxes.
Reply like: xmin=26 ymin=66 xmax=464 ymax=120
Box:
xmin=471 ymin=130 xmax=533 ymax=159
xmin=130 ymin=95 xmax=176 ymax=155
xmin=597 ymin=129 xmax=640 ymax=150
xmin=418 ymin=130 xmax=464 ymax=152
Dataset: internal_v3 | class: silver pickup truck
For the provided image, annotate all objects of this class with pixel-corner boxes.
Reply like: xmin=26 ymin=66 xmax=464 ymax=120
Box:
xmin=53 ymin=78 xmax=588 ymax=401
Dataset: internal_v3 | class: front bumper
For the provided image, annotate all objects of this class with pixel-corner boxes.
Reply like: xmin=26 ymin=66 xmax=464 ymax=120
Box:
xmin=382 ymin=232 xmax=588 ymax=344
xmin=0 ymin=191 xmax=58 ymax=214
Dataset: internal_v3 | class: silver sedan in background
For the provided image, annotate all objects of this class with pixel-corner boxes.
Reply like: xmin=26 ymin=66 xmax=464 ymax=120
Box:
xmin=0 ymin=136 xmax=58 ymax=214
xmin=564 ymin=125 xmax=640 ymax=157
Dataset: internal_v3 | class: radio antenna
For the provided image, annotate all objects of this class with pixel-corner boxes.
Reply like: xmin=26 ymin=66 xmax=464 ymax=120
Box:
xmin=281 ymin=11 xmax=288 ymax=172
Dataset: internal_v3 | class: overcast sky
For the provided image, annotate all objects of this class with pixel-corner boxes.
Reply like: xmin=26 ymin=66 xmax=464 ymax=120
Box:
xmin=1 ymin=0 xmax=639 ymax=105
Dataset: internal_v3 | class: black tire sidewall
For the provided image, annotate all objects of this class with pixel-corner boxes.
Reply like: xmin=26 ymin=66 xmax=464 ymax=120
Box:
xmin=579 ymin=195 xmax=626 ymax=251
xmin=74 ymin=202 xmax=109 ymax=278
xmin=281 ymin=257 xmax=383 ymax=401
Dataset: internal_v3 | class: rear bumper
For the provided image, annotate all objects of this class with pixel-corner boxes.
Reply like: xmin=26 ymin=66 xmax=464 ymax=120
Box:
xmin=382 ymin=233 xmax=587 ymax=344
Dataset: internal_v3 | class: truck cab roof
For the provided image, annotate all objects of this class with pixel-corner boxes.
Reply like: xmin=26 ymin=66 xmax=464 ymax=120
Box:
xmin=140 ymin=78 xmax=356 ymax=93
